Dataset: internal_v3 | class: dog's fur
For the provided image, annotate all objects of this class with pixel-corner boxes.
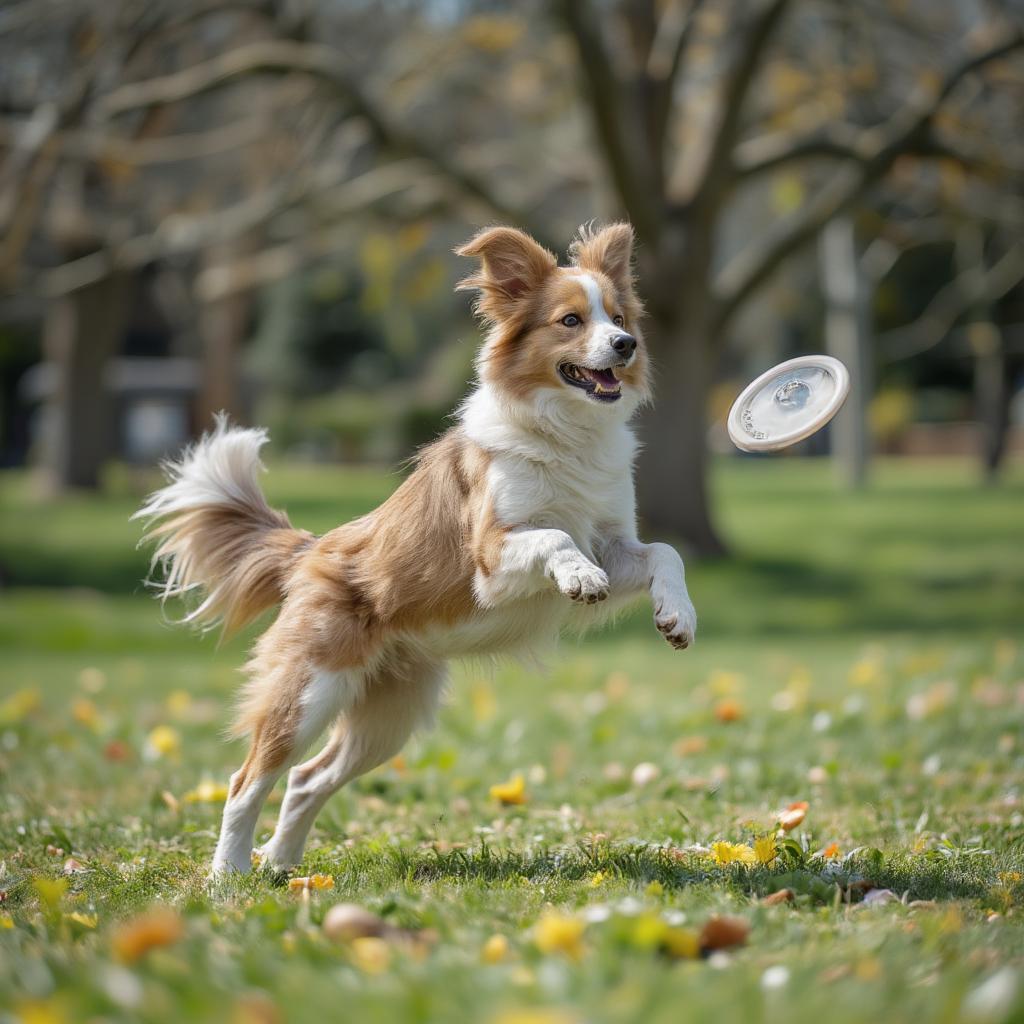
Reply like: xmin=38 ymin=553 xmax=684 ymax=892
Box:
xmin=136 ymin=223 xmax=697 ymax=875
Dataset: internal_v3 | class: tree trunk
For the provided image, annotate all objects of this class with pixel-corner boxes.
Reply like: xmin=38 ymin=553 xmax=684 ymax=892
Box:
xmin=820 ymin=217 xmax=871 ymax=487
xmin=195 ymin=243 xmax=252 ymax=428
xmin=968 ymin=321 xmax=1009 ymax=482
xmin=40 ymin=271 xmax=133 ymax=490
xmin=635 ymin=317 xmax=726 ymax=557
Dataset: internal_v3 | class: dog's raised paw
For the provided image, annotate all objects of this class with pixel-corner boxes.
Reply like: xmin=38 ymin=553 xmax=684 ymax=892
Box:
xmin=549 ymin=554 xmax=609 ymax=604
xmin=655 ymin=605 xmax=696 ymax=650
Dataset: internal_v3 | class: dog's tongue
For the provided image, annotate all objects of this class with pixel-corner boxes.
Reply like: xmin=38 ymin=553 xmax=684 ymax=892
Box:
xmin=584 ymin=367 xmax=619 ymax=390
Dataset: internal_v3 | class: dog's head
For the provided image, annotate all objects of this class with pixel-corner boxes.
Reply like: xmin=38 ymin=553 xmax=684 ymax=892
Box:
xmin=456 ymin=223 xmax=649 ymax=418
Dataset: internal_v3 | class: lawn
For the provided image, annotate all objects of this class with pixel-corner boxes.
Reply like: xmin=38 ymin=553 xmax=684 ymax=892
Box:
xmin=1 ymin=456 xmax=1023 ymax=1024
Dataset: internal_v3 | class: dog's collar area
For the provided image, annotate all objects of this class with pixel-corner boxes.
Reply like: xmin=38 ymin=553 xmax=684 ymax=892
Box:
xmin=558 ymin=362 xmax=623 ymax=402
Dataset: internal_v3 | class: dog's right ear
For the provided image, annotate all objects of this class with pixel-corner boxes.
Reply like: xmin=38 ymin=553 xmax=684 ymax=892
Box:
xmin=455 ymin=227 xmax=557 ymax=324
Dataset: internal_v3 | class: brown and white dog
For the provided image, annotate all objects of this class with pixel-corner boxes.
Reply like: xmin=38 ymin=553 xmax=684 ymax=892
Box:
xmin=137 ymin=223 xmax=697 ymax=875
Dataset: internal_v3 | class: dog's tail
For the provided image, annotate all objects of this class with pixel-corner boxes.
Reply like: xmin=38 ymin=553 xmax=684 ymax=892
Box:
xmin=134 ymin=414 xmax=313 ymax=636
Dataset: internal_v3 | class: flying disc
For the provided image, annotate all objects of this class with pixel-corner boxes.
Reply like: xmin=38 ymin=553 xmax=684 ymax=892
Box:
xmin=727 ymin=355 xmax=850 ymax=453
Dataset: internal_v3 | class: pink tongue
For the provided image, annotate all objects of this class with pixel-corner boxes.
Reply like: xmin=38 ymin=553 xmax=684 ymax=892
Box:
xmin=586 ymin=368 xmax=619 ymax=389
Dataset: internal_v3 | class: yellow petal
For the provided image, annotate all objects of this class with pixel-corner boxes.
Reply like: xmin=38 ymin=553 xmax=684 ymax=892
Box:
xmin=663 ymin=926 xmax=700 ymax=959
xmin=350 ymin=936 xmax=391 ymax=974
xmin=145 ymin=725 xmax=181 ymax=758
xmin=481 ymin=933 xmax=510 ymax=964
xmin=489 ymin=774 xmax=527 ymax=806
xmin=533 ymin=912 xmax=586 ymax=960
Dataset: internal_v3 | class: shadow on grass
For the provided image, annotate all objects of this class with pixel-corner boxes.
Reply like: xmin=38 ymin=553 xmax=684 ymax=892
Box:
xmin=384 ymin=845 xmax=995 ymax=904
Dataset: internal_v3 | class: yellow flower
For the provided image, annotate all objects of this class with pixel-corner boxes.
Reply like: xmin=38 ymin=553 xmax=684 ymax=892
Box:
xmin=0 ymin=914 xmax=13 ymax=929
xmin=165 ymin=690 xmax=192 ymax=717
xmin=66 ymin=912 xmax=98 ymax=929
xmin=533 ymin=912 xmax=586 ymax=960
xmin=350 ymin=936 xmax=391 ymax=974
xmin=182 ymin=780 xmax=229 ymax=804
xmin=630 ymin=912 xmax=667 ymax=950
xmin=589 ymin=871 xmax=608 ymax=888
xmin=145 ymin=725 xmax=181 ymax=759
xmin=71 ymin=697 xmax=99 ymax=729
xmin=711 ymin=841 xmax=756 ymax=866
xmin=490 ymin=774 xmax=527 ymax=806
xmin=33 ymin=878 xmax=68 ymax=912
xmin=14 ymin=999 xmax=68 ymax=1024
xmin=491 ymin=1011 xmax=577 ymax=1024
xmin=111 ymin=907 xmax=184 ymax=963
xmin=662 ymin=926 xmax=700 ymax=959
xmin=849 ymin=659 xmax=881 ymax=686
xmin=287 ymin=874 xmax=334 ymax=891
xmin=482 ymin=933 xmax=510 ymax=964
xmin=0 ymin=687 xmax=41 ymax=724
xmin=753 ymin=835 xmax=778 ymax=865
xmin=645 ymin=880 xmax=664 ymax=897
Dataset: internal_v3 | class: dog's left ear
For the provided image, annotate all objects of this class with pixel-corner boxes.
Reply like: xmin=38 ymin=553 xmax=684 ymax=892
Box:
xmin=455 ymin=226 xmax=557 ymax=324
xmin=569 ymin=222 xmax=636 ymax=295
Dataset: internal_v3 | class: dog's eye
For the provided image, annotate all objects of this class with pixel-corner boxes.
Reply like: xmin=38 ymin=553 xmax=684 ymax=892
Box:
xmin=561 ymin=313 xmax=581 ymax=327
xmin=612 ymin=315 xmax=625 ymax=328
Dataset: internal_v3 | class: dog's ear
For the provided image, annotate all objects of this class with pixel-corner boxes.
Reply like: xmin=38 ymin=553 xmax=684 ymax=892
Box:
xmin=455 ymin=227 xmax=557 ymax=323
xmin=570 ymin=222 xmax=636 ymax=296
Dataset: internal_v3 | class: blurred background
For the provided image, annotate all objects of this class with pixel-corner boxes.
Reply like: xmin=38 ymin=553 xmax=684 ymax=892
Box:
xmin=0 ymin=0 xmax=1022 ymax=574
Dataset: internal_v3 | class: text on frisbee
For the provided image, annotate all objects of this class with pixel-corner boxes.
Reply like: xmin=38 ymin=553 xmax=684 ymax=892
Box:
xmin=727 ymin=355 xmax=851 ymax=454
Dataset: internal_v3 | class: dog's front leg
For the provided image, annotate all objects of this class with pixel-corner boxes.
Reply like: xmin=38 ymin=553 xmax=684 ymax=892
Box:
xmin=478 ymin=527 xmax=609 ymax=606
xmin=601 ymin=537 xmax=697 ymax=649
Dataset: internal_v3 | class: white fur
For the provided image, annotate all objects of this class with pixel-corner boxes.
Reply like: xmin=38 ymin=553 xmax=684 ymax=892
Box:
xmin=458 ymin=377 xmax=695 ymax=653
xmin=256 ymin=658 xmax=446 ymax=871
xmin=133 ymin=413 xmax=277 ymax=625
xmin=574 ymin=272 xmax=634 ymax=371
xmin=200 ymin=257 xmax=697 ymax=876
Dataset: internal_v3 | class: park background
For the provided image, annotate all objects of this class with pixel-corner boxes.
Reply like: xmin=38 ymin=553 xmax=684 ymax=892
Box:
xmin=1 ymin=1 xmax=1023 ymax=1022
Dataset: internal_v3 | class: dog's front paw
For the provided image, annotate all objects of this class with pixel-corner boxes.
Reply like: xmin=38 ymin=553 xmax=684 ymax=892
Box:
xmin=653 ymin=594 xmax=696 ymax=650
xmin=548 ymin=552 xmax=609 ymax=604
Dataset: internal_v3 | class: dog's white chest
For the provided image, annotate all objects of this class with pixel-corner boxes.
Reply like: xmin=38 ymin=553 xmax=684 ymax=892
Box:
xmin=488 ymin=443 xmax=634 ymax=555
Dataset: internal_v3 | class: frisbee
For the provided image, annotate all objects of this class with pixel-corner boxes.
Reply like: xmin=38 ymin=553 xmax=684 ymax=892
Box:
xmin=727 ymin=355 xmax=850 ymax=453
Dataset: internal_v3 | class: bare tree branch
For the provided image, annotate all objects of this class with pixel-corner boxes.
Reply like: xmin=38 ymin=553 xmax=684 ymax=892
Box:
xmin=879 ymin=241 xmax=1024 ymax=363
xmin=38 ymin=156 xmax=426 ymax=296
xmin=734 ymin=123 xmax=872 ymax=179
xmin=0 ymin=110 xmax=291 ymax=167
xmin=689 ymin=0 xmax=791 ymax=201
xmin=736 ymin=121 xmax=1024 ymax=182
xmin=713 ymin=28 xmax=1024 ymax=330
xmin=646 ymin=0 xmax=705 ymax=81
xmin=95 ymin=39 xmax=553 ymax=247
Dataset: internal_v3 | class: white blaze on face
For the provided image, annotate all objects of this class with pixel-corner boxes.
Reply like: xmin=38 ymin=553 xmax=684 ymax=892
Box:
xmin=575 ymin=273 xmax=623 ymax=366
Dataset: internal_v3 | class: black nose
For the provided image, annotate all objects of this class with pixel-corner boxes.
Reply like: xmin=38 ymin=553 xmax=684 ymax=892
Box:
xmin=611 ymin=333 xmax=636 ymax=358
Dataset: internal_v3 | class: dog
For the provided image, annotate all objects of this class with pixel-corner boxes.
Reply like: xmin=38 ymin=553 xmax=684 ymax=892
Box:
xmin=136 ymin=222 xmax=697 ymax=875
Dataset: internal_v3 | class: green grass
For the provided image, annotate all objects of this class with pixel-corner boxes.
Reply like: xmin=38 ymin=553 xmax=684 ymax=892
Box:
xmin=1 ymin=457 xmax=1023 ymax=1023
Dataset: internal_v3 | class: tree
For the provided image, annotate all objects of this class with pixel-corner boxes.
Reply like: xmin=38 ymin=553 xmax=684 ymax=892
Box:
xmin=3 ymin=0 xmax=1022 ymax=546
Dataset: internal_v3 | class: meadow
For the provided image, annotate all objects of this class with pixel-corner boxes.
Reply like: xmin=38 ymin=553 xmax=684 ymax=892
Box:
xmin=1 ymin=456 xmax=1023 ymax=1024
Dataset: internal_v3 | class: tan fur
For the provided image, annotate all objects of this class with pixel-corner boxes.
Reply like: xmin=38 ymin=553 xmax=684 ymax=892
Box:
xmin=469 ymin=224 xmax=649 ymax=402
xmin=140 ymin=223 xmax=661 ymax=868
xmin=227 ymin=430 xmax=498 ymax=757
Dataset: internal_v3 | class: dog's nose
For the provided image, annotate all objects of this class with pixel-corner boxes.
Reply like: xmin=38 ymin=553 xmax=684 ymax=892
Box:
xmin=611 ymin=333 xmax=636 ymax=358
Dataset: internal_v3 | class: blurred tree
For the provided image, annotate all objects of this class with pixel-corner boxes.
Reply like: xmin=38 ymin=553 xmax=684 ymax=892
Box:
xmin=2 ymin=0 xmax=1022 ymax=546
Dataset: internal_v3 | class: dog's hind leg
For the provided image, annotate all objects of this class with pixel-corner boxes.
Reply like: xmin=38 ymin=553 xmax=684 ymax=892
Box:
xmin=256 ymin=657 xmax=446 ymax=873
xmin=210 ymin=666 xmax=360 ymax=876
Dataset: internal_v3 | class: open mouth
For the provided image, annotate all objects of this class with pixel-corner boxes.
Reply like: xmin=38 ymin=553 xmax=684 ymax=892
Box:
xmin=558 ymin=362 xmax=622 ymax=402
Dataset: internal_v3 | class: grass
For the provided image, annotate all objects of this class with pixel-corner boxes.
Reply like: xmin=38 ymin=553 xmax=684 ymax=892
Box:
xmin=1 ymin=456 xmax=1023 ymax=1023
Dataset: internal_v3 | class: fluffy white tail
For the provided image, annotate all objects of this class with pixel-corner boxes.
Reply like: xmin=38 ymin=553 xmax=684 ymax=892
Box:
xmin=135 ymin=415 xmax=312 ymax=635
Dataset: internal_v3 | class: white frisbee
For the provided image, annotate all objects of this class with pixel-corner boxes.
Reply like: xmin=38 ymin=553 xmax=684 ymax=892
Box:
xmin=727 ymin=355 xmax=850 ymax=453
